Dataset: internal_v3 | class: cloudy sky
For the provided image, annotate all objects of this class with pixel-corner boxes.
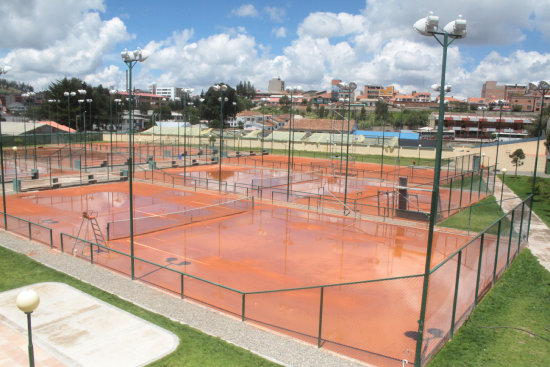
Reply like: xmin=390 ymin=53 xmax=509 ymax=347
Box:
xmin=1 ymin=0 xmax=549 ymax=98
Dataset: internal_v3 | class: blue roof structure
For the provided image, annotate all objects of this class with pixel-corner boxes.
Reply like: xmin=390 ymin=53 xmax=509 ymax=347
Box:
xmin=354 ymin=130 xmax=419 ymax=140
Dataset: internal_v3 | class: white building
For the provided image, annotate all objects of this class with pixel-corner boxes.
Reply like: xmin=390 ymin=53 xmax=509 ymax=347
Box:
xmin=148 ymin=85 xmax=178 ymax=100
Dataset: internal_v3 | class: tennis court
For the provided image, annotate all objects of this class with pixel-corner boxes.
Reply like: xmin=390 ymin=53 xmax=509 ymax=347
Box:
xmin=3 ymin=180 xmax=481 ymax=366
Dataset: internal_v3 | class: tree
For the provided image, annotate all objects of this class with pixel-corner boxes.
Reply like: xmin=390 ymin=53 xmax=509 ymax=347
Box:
xmin=374 ymin=101 xmax=388 ymax=123
xmin=201 ymin=83 xmax=239 ymax=125
xmin=359 ymin=106 xmax=367 ymax=122
xmin=509 ymin=148 xmax=525 ymax=175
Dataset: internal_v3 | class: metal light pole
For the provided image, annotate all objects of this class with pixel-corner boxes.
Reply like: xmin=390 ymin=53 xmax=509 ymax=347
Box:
xmin=261 ymin=98 xmax=269 ymax=165
xmin=16 ymin=289 xmax=40 ymax=367
xmin=184 ymin=88 xmax=194 ymax=165
xmin=413 ymin=12 xmax=467 ymax=367
xmin=213 ymin=84 xmax=228 ymax=192
xmin=494 ymin=99 xmax=505 ymax=173
xmin=64 ymin=91 xmax=76 ymax=167
xmin=0 ymin=65 xmax=11 ymax=228
xmin=87 ymin=98 xmax=93 ymax=153
xmin=109 ymin=90 xmax=117 ymax=167
xmin=528 ymin=81 xmax=549 ymax=195
xmin=77 ymin=93 xmax=87 ymax=171
xmin=121 ymin=47 xmax=151 ymax=279
xmin=285 ymin=86 xmax=302 ymax=200
xmin=338 ymin=82 xmax=357 ymax=211
xmin=114 ymin=98 xmax=121 ymax=149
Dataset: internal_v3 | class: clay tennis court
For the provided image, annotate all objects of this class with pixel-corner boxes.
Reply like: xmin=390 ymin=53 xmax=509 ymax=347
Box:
xmin=3 ymin=178 xmax=482 ymax=366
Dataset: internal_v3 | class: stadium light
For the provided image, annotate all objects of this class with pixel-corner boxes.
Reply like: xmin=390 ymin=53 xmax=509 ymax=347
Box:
xmin=413 ymin=12 xmax=467 ymax=366
xmin=64 ymin=91 xmax=76 ymax=167
xmin=337 ymin=82 xmax=357 ymax=213
xmin=285 ymin=86 xmax=302 ymax=200
xmin=16 ymin=289 xmax=40 ymax=367
xmin=0 ymin=65 xmax=10 ymax=228
xmin=525 ymin=80 xmax=550 ymax=236
xmin=213 ymin=84 xmax=228 ymax=192
xmin=121 ymin=47 xmax=151 ymax=279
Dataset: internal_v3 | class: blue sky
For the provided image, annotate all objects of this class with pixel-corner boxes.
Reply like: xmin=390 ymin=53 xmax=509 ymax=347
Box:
xmin=1 ymin=0 xmax=549 ymax=98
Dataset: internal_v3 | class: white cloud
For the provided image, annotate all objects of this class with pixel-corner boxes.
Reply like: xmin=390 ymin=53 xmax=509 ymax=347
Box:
xmin=0 ymin=0 xmax=130 ymax=89
xmin=264 ymin=6 xmax=286 ymax=22
xmin=298 ymin=12 xmax=366 ymax=39
xmin=272 ymin=27 xmax=287 ymax=38
xmin=230 ymin=4 xmax=259 ymax=18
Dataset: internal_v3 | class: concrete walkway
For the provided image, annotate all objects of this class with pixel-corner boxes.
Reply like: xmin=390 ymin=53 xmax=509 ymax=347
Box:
xmin=495 ymin=176 xmax=550 ymax=271
xmin=0 ymin=283 xmax=178 ymax=367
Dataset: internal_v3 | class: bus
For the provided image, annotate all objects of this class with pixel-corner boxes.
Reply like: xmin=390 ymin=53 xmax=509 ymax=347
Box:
xmin=416 ymin=129 xmax=456 ymax=140
xmin=491 ymin=131 xmax=528 ymax=142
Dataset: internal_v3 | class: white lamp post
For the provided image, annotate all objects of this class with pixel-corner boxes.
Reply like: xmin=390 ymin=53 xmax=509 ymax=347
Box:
xmin=121 ymin=47 xmax=151 ymax=279
xmin=413 ymin=11 xmax=467 ymax=366
xmin=16 ymin=289 xmax=40 ymax=367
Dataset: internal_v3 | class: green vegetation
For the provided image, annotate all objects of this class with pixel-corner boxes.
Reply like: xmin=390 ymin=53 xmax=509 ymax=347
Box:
xmin=503 ymin=175 xmax=550 ymax=227
xmin=0 ymin=246 xmax=278 ymax=367
xmin=428 ymin=249 xmax=550 ymax=367
xmin=438 ymin=196 xmax=506 ymax=233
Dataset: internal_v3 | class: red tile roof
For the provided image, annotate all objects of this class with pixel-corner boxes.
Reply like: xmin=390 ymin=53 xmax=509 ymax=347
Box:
xmin=39 ymin=121 xmax=76 ymax=133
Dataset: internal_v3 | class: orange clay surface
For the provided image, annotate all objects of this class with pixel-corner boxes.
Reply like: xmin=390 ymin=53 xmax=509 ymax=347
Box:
xmin=4 ymin=180 xmax=484 ymax=366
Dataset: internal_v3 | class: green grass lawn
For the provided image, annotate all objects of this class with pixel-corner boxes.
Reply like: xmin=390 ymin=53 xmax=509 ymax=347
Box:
xmin=430 ymin=185 xmax=550 ymax=366
xmin=502 ymin=175 xmax=550 ymax=227
xmin=0 ymin=246 xmax=279 ymax=367
xmin=438 ymin=196 xmax=506 ymax=233
xmin=428 ymin=249 xmax=550 ymax=367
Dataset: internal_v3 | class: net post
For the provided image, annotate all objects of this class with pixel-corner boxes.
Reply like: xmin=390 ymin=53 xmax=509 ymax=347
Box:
xmin=492 ymin=220 xmax=502 ymax=285
xmin=474 ymin=233 xmax=485 ymax=305
xmin=317 ymin=286 xmax=324 ymax=348
xmin=506 ymin=210 xmax=515 ymax=267
xmin=49 ymin=228 xmax=53 ymax=249
xmin=60 ymin=233 xmax=64 ymax=252
xmin=90 ymin=240 xmax=94 ymax=265
xmin=28 ymin=222 xmax=31 ymax=239
xmin=450 ymin=250 xmax=462 ymax=338
xmin=252 ymin=196 xmax=254 ymax=210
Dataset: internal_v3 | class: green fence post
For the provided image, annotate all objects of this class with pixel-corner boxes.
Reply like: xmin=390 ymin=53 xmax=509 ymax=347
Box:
xmin=180 ymin=273 xmax=184 ymax=299
xmin=477 ymin=165 xmax=483 ymax=200
xmin=60 ymin=233 xmax=64 ymax=252
xmin=526 ymin=196 xmax=534 ymax=242
xmin=448 ymin=178 xmax=453 ymax=215
xmin=28 ymin=222 xmax=31 ymax=239
xmin=241 ymin=293 xmax=246 ymax=322
xmin=518 ymin=203 xmax=525 ymax=252
xmin=492 ymin=221 xmax=502 ymax=285
xmin=318 ymin=287 xmax=324 ymax=348
xmin=506 ymin=210 xmax=515 ymax=267
xmin=49 ymin=229 xmax=53 ymax=249
xmin=475 ymin=234 xmax=485 ymax=305
xmin=459 ymin=174 xmax=464 ymax=209
xmin=450 ymin=250 xmax=462 ymax=338
xmin=90 ymin=241 xmax=94 ymax=265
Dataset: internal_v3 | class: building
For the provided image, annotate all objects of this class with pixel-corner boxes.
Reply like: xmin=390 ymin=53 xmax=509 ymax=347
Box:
xmin=279 ymin=118 xmax=356 ymax=134
xmin=363 ymin=85 xmax=384 ymax=99
xmin=435 ymin=113 xmax=533 ymax=138
xmin=393 ymin=91 xmax=432 ymax=107
xmin=148 ymin=85 xmax=182 ymax=100
xmin=117 ymin=91 xmax=166 ymax=107
xmin=267 ymin=77 xmax=284 ymax=93
xmin=331 ymin=79 xmax=356 ymax=103
xmin=481 ymin=81 xmax=528 ymax=100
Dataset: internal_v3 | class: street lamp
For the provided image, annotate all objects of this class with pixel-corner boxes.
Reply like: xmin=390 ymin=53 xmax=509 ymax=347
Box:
xmin=213 ymin=83 xmax=228 ymax=192
xmin=261 ymin=97 xmax=269 ymax=165
xmin=16 ymin=288 xmax=40 ymax=367
xmin=121 ymin=47 xmax=151 ymax=279
xmin=109 ymin=90 xmax=117 ymax=166
xmin=77 ymin=94 xmax=88 ymax=171
xmin=337 ymin=81 xmax=357 ymax=212
xmin=64 ymin=91 xmax=76 ymax=167
xmin=285 ymin=86 xmax=302 ymax=200
xmin=0 ymin=65 xmax=11 ymax=228
xmin=413 ymin=11 xmax=467 ymax=366
xmin=500 ymin=167 xmax=507 ymax=208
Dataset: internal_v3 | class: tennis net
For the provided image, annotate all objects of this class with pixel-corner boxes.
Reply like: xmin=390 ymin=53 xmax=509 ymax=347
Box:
xmin=251 ymin=170 xmax=322 ymax=189
xmin=106 ymin=198 xmax=253 ymax=240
